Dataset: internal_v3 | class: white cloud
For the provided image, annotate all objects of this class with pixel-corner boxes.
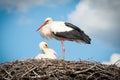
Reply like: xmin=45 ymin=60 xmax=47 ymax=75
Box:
xmin=68 ymin=0 xmax=120 ymax=49
xmin=0 ymin=0 xmax=71 ymax=12
xmin=103 ymin=53 xmax=120 ymax=67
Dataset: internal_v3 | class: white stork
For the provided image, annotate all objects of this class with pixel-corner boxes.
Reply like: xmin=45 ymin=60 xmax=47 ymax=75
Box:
xmin=34 ymin=41 xmax=57 ymax=60
xmin=36 ymin=17 xmax=91 ymax=60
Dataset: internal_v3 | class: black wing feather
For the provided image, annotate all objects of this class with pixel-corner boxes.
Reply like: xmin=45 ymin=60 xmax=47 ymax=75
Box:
xmin=52 ymin=22 xmax=91 ymax=44
xmin=65 ymin=22 xmax=82 ymax=32
xmin=52 ymin=30 xmax=91 ymax=44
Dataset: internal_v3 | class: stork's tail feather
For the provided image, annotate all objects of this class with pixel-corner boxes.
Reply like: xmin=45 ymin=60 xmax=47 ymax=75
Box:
xmin=81 ymin=32 xmax=91 ymax=44
xmin=81 ymin=33 xmax=91 ymax=44
xmin=84 ymin=35 xmax=91 ymax=44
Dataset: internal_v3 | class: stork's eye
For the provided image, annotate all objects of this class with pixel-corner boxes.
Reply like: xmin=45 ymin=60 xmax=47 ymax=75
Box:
xmin=46 ymin=20 xmax=49 ymax=23
xmin=45 ymin=44 xmax=48 ymax=47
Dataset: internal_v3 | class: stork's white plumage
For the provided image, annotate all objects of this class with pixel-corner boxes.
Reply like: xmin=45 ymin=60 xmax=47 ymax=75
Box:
xmin=34 ymin=42 xmax=57 ymax=60
xmin=37 ymin=17 xmax=91 ymax=60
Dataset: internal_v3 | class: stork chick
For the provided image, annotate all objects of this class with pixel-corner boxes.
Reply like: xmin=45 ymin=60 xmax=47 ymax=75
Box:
xmin=34 ymin=41 xmax=57 ymax=60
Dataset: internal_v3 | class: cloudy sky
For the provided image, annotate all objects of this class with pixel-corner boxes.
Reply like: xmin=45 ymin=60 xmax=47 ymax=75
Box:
xmin=0 ymin=0 xmax=120 ymax=64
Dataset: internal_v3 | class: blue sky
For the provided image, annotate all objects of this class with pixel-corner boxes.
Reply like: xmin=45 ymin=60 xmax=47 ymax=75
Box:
xmin=0 ymin=0 xmax=120 ymax=63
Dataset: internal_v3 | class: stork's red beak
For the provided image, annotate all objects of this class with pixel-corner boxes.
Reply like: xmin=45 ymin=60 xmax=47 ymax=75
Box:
xmin=36 ymin=21 xmax=47 ymax=31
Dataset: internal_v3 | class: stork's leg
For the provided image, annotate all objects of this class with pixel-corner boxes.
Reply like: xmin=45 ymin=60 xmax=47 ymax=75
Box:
xmin=61 ymin=40 xmax=65 ymax=60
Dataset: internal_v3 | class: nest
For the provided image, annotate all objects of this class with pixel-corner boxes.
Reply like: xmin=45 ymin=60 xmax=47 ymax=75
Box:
xmin=0 ymin=59 xmax=120 ymax=80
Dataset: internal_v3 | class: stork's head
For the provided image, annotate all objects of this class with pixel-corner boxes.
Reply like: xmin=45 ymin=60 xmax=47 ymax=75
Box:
xmin=45 ymin=17 xmax=52 ymax=22
xmin=36 ymin=17 xmax=53 ymax=31
xmin=39 ymin=41 xmax=48 ymax=50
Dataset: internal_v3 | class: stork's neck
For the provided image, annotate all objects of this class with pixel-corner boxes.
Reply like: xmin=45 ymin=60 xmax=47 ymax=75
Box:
xmin=42 ymin=48 xmax=48 ymax=53
xmin=44 ymin=48 xmax=55 ymax=55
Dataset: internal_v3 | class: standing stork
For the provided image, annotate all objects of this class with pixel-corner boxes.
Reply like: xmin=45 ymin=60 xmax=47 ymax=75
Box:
xmin=36 ymin=17 xmax=91 ymax=60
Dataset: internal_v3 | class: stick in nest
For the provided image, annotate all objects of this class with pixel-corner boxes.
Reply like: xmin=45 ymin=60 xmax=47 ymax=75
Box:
xmin=74 ymin=64 xmax=96 ymax=74
xmin=21 ymin=66 xmax=38 ymax=77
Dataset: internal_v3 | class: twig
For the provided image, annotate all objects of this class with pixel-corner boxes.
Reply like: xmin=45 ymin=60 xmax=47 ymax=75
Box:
xmin=3 ymin=77 xmax=11 ymax=80
xmin=30 ymin=75 xmax=48 ymax=79
xmin=21 ymin=66 xmax=38 ymax=77
xmin=0 ymin=66 xmax=13 ymax=78
xmin=96 ymin=65 xmax=114 ymax=76
xmin=87 ymin=72 xmax=97 ymax=79
xmin=33 ymin=70 xmax=41 ymax=77
xmin=74 ymin=64 xmax=96 ymax=74
xmin=51 ymin=72 xmax=59 ymax=80
xmin=99 ymin=72 xmax=114 ymax=80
